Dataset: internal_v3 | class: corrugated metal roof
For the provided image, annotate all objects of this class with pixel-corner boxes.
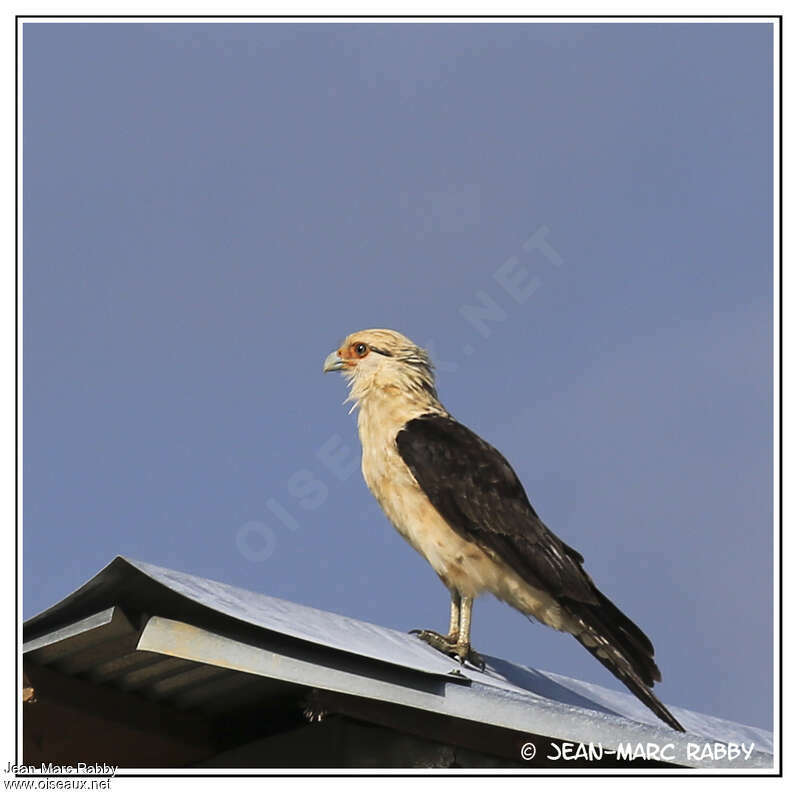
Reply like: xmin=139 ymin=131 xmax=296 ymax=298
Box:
xmin=23 ymin=556 xmax=774 ymax=769
xmin=25 ymin=556 xmax=462 ymax=678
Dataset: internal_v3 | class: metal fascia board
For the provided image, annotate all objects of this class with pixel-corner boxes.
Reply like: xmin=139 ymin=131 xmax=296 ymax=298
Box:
xmin=137 ymin=616 xmax=772 ymax=770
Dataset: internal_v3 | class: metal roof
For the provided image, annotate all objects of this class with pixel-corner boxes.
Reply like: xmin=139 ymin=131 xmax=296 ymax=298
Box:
xmin=23 ymin=556 xmax=774 ymax=769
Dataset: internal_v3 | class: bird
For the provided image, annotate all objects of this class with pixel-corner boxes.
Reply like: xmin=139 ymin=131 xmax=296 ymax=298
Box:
xmin=323 ymin=328 xmax=685 ymax=733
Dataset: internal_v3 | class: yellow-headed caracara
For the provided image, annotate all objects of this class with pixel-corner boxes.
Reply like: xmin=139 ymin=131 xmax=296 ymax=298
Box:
xmin=323 ymin=328 xmax=684 ymax=733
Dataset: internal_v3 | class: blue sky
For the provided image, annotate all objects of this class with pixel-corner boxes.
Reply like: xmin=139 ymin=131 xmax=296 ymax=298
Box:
xmin=23 ymin=21 xmax=774 ymax=730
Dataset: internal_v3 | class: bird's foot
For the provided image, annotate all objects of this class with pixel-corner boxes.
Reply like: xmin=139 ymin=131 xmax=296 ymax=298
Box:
xmin=409 ymin=629 xmax=486 ymax=671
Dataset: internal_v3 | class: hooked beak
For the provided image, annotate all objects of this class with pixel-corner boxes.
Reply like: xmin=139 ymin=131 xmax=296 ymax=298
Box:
xmin=323 ymin=351 xmax=346 ymax=373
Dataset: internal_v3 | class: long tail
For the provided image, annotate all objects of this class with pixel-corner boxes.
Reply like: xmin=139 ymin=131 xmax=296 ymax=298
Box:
xmin=566 ymin=591 xmax=685 ymax=733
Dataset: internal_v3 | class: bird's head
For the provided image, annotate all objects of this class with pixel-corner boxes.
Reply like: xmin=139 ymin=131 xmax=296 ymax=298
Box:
xmin=323 ymin=329 xmax=438 ymax=410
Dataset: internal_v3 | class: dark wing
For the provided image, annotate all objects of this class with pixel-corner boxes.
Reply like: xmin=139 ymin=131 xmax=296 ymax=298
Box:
xmin=396 ymin=413 xmax=685 ymax=732
xmin=396 ymin=413 xmax=599 ymax=605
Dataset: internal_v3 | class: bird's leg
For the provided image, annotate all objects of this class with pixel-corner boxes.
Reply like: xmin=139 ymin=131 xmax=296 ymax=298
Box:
xmin=447 ymin=589 xmax=460 ymax=641
xmin=410 ymin=592 xmax=485 ymax=671
xmin=453 ymin=596 xmax=485 ymax=671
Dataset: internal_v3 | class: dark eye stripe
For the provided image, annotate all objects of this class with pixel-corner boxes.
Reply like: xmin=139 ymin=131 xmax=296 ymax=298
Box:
xmin=370 ymin=347 xmax=393 ymax=357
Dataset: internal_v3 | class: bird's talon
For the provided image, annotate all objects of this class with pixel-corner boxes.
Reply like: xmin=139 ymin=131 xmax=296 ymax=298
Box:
xmin=411 ymin=629 xmax=484 ymax=669
xmin=470 ymin=652 xmax=486 ymax=672
xmin=454 ymin=646 xmax=485 ymax=671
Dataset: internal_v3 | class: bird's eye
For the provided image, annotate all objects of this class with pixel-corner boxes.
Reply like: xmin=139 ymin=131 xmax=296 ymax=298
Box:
xmin=355 ymin=343 xmax=368 ymax=357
